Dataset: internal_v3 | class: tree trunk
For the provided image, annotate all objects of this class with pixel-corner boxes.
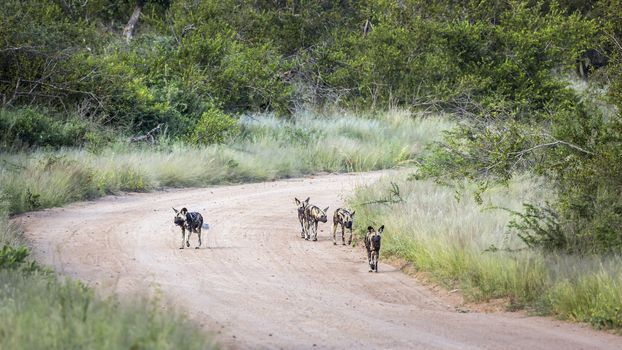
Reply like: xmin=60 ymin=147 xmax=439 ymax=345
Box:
xmin=123 ymin=0 xmax=146 ymax=41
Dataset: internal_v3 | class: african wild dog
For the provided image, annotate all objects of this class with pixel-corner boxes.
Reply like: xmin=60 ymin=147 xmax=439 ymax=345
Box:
xmin=173 ymin=207 xmax=204 ymax=249
xmin=332 ymin=208 xmax=355 ymax=245
xmin=294 ymin=197 xmax=310 ymax=238
xmin=364 ymin=225 xmax=384 ymax=272
xmin=304 ymin=204 xmax=329 ymax=241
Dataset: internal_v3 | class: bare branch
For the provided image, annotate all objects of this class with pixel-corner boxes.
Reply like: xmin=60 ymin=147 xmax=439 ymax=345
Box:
xmin=129 ymin=123 xmax=164 ymax=144
xmin=0 ymin=45 xmax=38 ymax=52
xmin=605 ymin=31 xmax=622 ymax=52
xmin=511 ymin=140 xmax=596 ymax=157
xmin=123 ymin=0 xmax=146 ymax=41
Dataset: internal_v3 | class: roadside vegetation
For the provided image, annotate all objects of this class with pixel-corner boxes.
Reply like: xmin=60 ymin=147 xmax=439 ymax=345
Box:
xmin=1 ymin=0 xmax=622 ymax=342
xmin=1 ymin=110 xmax=450 ymax=214
xmin=349 ymin=175 xmax=622 ymax=329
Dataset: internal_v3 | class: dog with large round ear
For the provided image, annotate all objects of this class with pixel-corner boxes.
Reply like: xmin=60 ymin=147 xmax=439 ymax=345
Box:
xmin=365 ymin=225 xmax=384 ymax=272
xmin=332 ymin=208 xmax=356 ymax=245
xmin=172 ymin=208 xmax=187 ymax=248
xmin=303 ymin=204 xmax=329 ymax=241
xmin=173 ymin=207 xmax=184 ymax=225
xmin=172 ymin=207 xmax=204 ymax=249
xmin=294 ymin=197 xmax=310 ymax=238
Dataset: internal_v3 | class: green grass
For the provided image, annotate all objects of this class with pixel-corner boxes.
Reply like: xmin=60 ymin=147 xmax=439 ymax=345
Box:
xmin=1 ymin=109 xmax=452 ymax=214
xmin=348 ymin=173 xmax=622 ymax=330
xmin=0 ymin=270 xmax=215 ymax=349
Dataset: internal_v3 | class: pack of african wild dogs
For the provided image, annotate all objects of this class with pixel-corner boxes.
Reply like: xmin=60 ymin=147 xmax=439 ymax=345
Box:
xmin=172 ymin=197 xmax=385 ymax=273
xmin=294 ymin=197 xmax=384 ymax=273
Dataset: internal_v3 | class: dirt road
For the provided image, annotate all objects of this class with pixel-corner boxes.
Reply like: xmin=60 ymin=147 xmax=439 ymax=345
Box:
xmin=16 ymin=172 xmax=621 ymax=349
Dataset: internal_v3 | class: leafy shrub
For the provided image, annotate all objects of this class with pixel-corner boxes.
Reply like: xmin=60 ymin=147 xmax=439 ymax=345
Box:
xmin=0 ymin=245 xmax=29 ymax=269
xmin=0 ymin=0 xmax=608 ymax=141
xmin=190 ymin=106 xmax=239 ymax=145
xmin=420 ymin=98 xmax=622 ymax=254
xmin=507 ymin=203 xmax=566 ymax=251
xmin=0 ymin=108 xmax=91 ymax=149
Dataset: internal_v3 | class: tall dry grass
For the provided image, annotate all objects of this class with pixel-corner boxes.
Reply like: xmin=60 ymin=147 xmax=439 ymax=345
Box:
xmin=348 ymin=173 xmax=622 ymax=330
xmin=0 ymin=110 xmax=452 ymax=214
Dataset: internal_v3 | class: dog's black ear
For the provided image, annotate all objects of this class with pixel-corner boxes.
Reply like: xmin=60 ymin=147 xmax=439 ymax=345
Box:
xmin=295 ymin=198 xmax=301 ymax=205
xmin=181 ymin=207 xmax=187 ymax=214
xmin=351 ymin=210 xmax=356 ymax=217
xmin=304 ymin=197 xmax=310 ymax=204
xmin=378 ymin=225 xmax=385 ymax=234
xmin=173 ymin=207 xmax=178 ymax=213
xmin=367 ymin=226 xmax=374 ymax=232
xmin=323 ymin=206 xmax=329 ymax=213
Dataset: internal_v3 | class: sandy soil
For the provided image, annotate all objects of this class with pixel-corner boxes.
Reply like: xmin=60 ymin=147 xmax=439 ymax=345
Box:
xmin=15 ymin=172 xmax=622 ymax=349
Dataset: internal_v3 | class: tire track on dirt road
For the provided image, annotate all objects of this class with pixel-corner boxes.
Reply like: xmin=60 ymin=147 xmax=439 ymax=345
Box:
xmin=16 ymin=172 xmax=622 ymax=349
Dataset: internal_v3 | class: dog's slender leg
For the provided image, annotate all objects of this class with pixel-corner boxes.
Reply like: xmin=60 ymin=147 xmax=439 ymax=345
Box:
xmin=303 ymin=220 xmax=307 ymax=240
xmin=303 ymin=218 xmax=308 ymax=239
xmin=341 ymin=225 xmax=346 ymax=245
xmin=347 ymin=227 xmax=353 ymax=245
xmin=313 ymin=221 xmax=318 ymax=241
xmin=371 ymin=252 xmax=376 ymax=271
xmin=300 ymin=217 xmax=306 ymax=238
xmin=332 ymin=222 xmax=338 ymax=245
xmin=196 ymin=226 xmax=202 ymax=249
xmin=186 ymin=225 xmax=191 ymax=248
xmin=372 ymin=254 xmax=376 ymax=272
xmin=304 ymin=219 xmax=310 ymax=240
xmin=180 ymin=227 xmax=185 ymax=249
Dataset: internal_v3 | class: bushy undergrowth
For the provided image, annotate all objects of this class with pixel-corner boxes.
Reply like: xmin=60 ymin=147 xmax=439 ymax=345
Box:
xmin=2 ymin=0 xmax=615 ymax=138
xmin=420 ymin=93 xmax=622 ymax=254
xmin=0 ymin=108 xmax=108 ymax=149
xmin=1 ymin=110 xmax=451 ymax=214
xmin=0 ymin=204 xmax=214 ymax=349
xmin=348 ymin=174 xmax=622 ymax=330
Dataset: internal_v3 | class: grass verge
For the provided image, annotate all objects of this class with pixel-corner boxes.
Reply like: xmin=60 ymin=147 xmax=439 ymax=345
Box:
xmin=348 ymin=173 xmax=622 ymax=330
xmin=1 ymin=109 xmax=452 ymax=214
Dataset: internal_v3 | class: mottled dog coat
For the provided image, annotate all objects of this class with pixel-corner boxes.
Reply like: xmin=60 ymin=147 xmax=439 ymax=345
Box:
xmin=294 ymin=197 xmax=310 ymax=238
xmin=332 ymin=208 xmax=355 ymax=245
xmin=173 ymin=207 xmax=204 ymax=249
xmin=364 ymin=225 xmax=384 ymax=272
xmin=304 ymin=204 xmax=329 ymax=241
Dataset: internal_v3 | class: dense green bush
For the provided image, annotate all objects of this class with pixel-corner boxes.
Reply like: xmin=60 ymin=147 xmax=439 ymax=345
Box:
xmin=0 ymin=0 xmax=607 ymax=138
xmin=408 ymin=2 xmax=622 ymax=255
xmin=0 ymin=245 xmax=30 ymax=269
xmin=0 ymin=108 xmax=92 ymax=149
xmin=190 ymin=106 xmax=239 ymax=145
